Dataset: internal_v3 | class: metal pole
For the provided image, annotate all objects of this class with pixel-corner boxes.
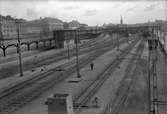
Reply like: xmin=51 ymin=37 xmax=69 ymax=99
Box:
xmin=126 ymin=25 xmax=129 ymax=43
xmin=67 ymin=39 xmax=70 ymax=59
xmin=148 ymin=46 xmax=151 ymax=114
xmin=149 ymin=26 xmax=159 ymax=114
xmin=40 ymin=30 xmax=41 ymax=39
xmin=147 ymin=25 xmax=151 ymax=114
xmin=116 ymin=25 xmax=120 ymax=51
xmin=17 ymin=22 xmax=23 ymax=76
xmin=75 ymin=30 xmax=81 ymax=78
xmin=154 ymin=26 xmax=159 ymax=114
xmin=117 ymin=32 xmax=119 ymax=51
xmin=147 ymin=25 xmax=153 ymax=114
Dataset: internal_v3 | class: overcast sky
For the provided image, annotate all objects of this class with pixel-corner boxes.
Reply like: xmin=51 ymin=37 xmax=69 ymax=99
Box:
xmin=0 ymin=0 xmax=166 ymax=26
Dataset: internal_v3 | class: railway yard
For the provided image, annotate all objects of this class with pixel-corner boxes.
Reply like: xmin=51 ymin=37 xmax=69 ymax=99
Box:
xmin=0 ymin=31 xmax=167 ymax=114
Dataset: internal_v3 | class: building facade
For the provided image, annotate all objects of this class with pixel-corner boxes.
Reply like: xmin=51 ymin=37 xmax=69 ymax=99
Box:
xmin=68 ymin=20 xmax=81 ymax=29
xmin=41 ymin=17 xmax=64 ymax=36
xmin=0 ymin=15 xmax=27 ymax=41
xmin=0 ymin=15 xmax=17 ymax=40
xmin=0 ymin=15 xmax=65 ymax=41
xmin=13 ymin=17 xmax=64 ymax=39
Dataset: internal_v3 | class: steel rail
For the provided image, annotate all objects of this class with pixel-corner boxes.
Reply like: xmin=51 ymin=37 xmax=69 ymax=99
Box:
xmin=101 ymin=40 xmax=145 ymax=114
xmin=0 ymin=36 xmax=126 ymax=113
xmin=74 ymin=39 xmax=140 ymax=114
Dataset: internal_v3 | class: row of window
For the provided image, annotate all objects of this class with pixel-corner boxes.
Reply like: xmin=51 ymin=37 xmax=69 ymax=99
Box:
xmin=2 ymin=29 xmax=16 ymax=32
xmin=2 ymin=29 xmax=17 ymax=34
xmin=0 ymin=20 xmax=15 ymax=24
xmin=2 ymin=25 xmax=16 ymax=29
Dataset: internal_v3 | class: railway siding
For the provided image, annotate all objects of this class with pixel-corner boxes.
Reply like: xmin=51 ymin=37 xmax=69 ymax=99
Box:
xmin=100 ymin=40 xmax=145 ymax=114
xmin=0 ymin=34 xmax=114 ymax=79
xmin=12 ymin=38 xmax=137 ymax=114
xmin=114 ymin=41 xmax=148 ymax=114
xmin=0 ymin=35 xmax=128 ymax=114
xmin=156 ymin=45 xmax=167 ymax=114
xmin=77 ymin=40 xmax=142 ymax=114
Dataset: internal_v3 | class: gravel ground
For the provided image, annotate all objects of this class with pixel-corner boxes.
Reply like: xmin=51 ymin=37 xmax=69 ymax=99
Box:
xmin=117 ymin=41 xmax=148 ymax=114
xmin=157 ymin=45 xmax=167 ymax=114
xmin=12 ymin=41 xmax=128 ymax=114
xmin=0 ymin=34 xmax=107 ymax=79
xmin=79 ymin=40 xmax=142 ymax=114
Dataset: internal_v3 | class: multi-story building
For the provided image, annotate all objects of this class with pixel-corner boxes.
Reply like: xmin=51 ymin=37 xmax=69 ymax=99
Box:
xmin=41 ymin=17 xmax=64 ymax=36
xmin=0 ymin=15 xmax=26 ymax=41
xmin=67 ymin=20 xmax=88 ymax=30
xmin=154 ymin=20 xmax=167 ymax=32
xmin=0 ymin=15 xmax=17 ymax=40
xmin=78 ymin=24 xmax=88 ymax=30
xmin=68 ymin=20 xmax=81 ymax=29
xmin=23 ymin=20 xmax=41 ymax=34
xmin=0 ymin=15 xmax=65 ymax=42
xmin=23 ymin=17 xmax=64 ymax=38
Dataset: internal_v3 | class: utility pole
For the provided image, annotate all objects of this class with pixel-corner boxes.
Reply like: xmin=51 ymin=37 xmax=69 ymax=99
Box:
xmin=153 ymin=26 xmax=159 ymax=114
xmin=116 ymin=25 xmax=120 ymax=51
xmin=147 ymin=25 xmax=152 ymax=114
xmin=40 ymin=30 xmax=42 ymax=39
xmin=66 ymin=31 xmax=70 ymax=59
xmin=117 ymin=32 xmax=120 ymax=51
xmin=126 ymin=26 xmax=129 ymax=43
xmin=67 ymin=39 xmax=70 ymax=59
xmin=16 ymin=20 xmax=23 ymax=77
xmin=75 ymin=30 xmax=81 ymax=78
xmin=165 ymin=33 xmax=167 ymax=50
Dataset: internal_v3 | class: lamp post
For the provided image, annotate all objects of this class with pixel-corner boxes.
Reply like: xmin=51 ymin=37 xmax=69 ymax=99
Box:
xmin=15 ymin=19 xmax=23 ymax=76
xmin=75 ymin=30 xmax=81 ymax=78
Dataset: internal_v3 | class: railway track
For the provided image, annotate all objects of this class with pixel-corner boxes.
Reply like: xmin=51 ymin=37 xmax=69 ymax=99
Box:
xmin=0 ymin=35 xmax=128 ymax=113
xmin=0 ymin=34 xmax=117 ymax=79
xmin=152 ymin=40 xmax=167 ymax=113
xmin=0 ymin=47 xmax=54 ymax=64
xmin=32 ymin=36 xmax=113 ymax=66
xmin=0 ymin=35 xmax=118 ymax=98
xmin=73 ymin=38 xmax=140 ymax=114
xmin=158 ymin=41 xmax=167 ymax=65
xmin=0 ymin=33 xmax=104 ymax=64
xmin=101 ymin=40 xmax=145 ymax=114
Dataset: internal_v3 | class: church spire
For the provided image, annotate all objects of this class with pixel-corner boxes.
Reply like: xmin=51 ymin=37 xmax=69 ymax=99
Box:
xmin=120 ymin=16 xmax=123 ymax=24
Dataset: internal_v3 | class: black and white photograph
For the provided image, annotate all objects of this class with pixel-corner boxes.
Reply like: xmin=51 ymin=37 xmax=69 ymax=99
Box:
xmin=0 ymin=0 xmax=167 ymax=114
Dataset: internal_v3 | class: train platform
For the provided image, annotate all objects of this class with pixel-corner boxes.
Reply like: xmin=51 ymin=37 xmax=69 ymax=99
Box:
xmin=9 ymin=41 xmax=129 ymax=114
